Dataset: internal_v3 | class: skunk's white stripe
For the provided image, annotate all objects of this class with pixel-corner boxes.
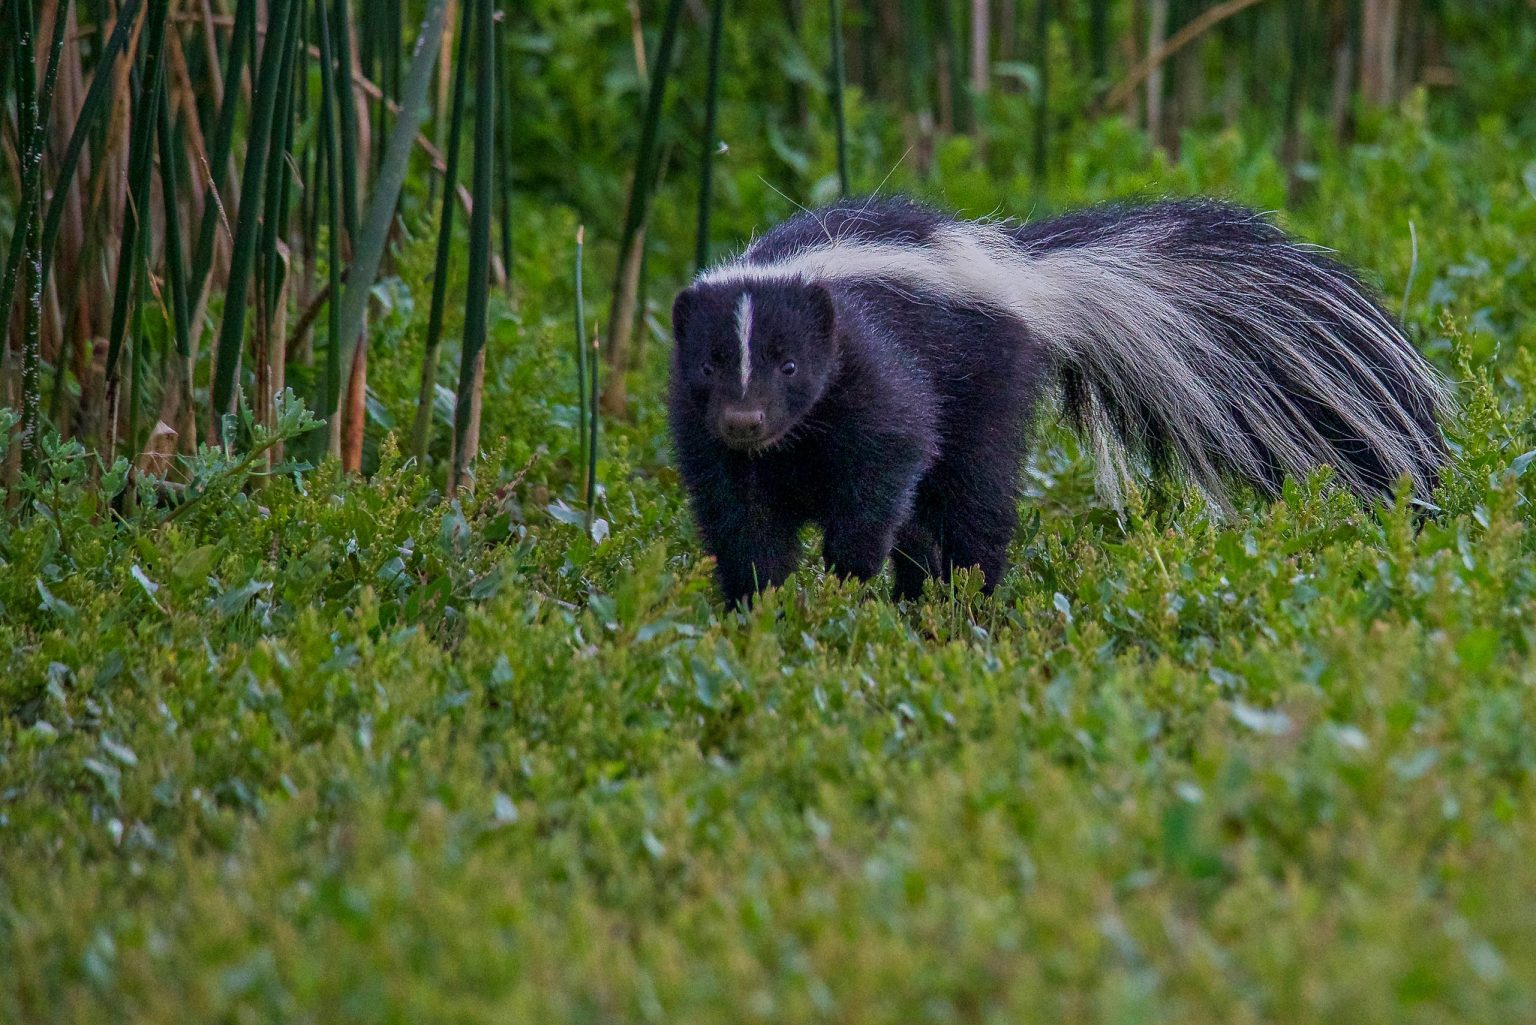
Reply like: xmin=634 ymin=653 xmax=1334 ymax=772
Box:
xmin=698 ymin=219 xmax=1450 ymax=507
xmin=735 ymin=294 xmax=754 ymax=395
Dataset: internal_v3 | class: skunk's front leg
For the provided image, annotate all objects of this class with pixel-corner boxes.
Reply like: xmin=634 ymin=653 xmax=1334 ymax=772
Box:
xmin=890 ymin=513 xmax=941 ymax=601
xmin=818 ymin=452 xmax=926 ymax=588
xmin=687 ymin=474 xmax=803 ymax=608
xmin=822 ymin=516 xmax=899 ymax=582
xmin=713 ymin=515 xmax=802 ymax=609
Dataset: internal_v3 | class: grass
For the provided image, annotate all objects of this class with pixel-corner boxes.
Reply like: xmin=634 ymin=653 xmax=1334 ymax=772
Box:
xmin=4 ymin=103 xmax=1536 ymax=1022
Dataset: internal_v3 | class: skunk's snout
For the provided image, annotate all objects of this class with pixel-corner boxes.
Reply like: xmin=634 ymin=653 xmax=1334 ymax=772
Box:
xmin=719 ymin=407 xmax=768 ymax=448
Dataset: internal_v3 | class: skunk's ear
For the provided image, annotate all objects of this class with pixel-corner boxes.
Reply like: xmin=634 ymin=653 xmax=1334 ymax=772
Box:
xmin=805 ymin=283 xmax=836 ymax=340
xmin=671 ymin=287 xmax=698 ymax=341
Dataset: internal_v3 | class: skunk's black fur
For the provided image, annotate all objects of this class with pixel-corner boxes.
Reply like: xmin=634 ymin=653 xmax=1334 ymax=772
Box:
xmin=669 ymin=196 xmax=1452 ymax=606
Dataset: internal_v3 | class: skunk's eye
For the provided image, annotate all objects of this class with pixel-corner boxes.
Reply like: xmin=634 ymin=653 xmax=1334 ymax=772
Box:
xmin=780 ymin=360 xmax=797 ymax=376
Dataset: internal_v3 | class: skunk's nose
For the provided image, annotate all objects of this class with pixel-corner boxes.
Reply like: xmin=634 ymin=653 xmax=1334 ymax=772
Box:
xmin=719 ymin=408 xmax=767 ymax=447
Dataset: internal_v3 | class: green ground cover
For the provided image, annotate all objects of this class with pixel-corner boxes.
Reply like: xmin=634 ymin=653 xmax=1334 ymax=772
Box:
xmin=5 ymin=97 xmax=1536 ymax=1021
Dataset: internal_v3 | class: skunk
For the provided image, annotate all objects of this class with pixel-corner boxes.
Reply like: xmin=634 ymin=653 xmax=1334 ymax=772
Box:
xmin=668 ymin=196 xmax=1452 ymax=606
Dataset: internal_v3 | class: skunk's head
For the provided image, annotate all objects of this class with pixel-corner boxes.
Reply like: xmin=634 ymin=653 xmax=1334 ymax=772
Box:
xmin=670 ymin=280 xmax=838 ymax=453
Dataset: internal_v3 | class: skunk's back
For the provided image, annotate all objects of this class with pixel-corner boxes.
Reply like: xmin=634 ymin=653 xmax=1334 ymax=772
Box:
xmin=697 ymin=196 xmax=1453 ymax=508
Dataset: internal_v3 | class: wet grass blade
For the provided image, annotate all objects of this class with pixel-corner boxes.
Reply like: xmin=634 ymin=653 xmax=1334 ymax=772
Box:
xmin=450 ymin=0 xmax=494 ymax=489
xmin=411 ymin=0 xmax=473 ymax=464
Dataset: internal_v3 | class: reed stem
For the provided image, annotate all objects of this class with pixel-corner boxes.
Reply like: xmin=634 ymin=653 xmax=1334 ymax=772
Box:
xmin=411 ymin=0 xmax=474 ymax=464
xmin=829 ymin=0 xmax=850 ymax=194
xmin=450 ymin=0 xmax=494 ymax=489
xmin=696 ymin=0 xmax=728 ymax=271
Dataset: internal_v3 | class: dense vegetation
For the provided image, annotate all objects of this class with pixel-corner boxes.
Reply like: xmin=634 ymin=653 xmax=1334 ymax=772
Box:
xmin=4 ymin=0 xmax=1536 ymax=1021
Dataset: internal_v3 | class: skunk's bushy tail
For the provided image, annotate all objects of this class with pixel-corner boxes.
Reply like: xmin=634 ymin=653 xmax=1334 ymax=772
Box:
xmin=701 ymin=196 xmax=1453 ymax=509
xmin=1008 ymin=200 xmax=1452 ymax=508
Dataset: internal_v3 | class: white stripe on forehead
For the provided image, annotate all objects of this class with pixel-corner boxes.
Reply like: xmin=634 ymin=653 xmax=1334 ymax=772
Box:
xmin=735 ymin=294 xmax=754 ymax=394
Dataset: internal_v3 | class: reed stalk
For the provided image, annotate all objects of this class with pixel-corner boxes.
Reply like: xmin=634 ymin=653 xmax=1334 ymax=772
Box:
xmin=450 ymin=0 xmax=495 ymax=489
xmin=586 ymin=330 xmax=599 ymax=521
xmin=411 ymin=0 xmax=473 ymax=464
xmin=331 ymin=0 xmax=450 ymax=460
xmin=311 ymin=0 xmax=343 ymax=430
xmin=696 ymin=0 xmax=727 ymax=271
xmin=210 ymin=0 xmax=299 ymax=438
xmin=1034 ymin=0 xmax=1049 ymax=186
xmin=156 ymin=82 xmax=193 ymax=446
xmin=829 ymin=0 xmax=850 ymax=194
xmin=603 ymin=0 xmax=686 ymax=416
xmin=574 ymin=226 xmax=589 ymax=499
xmin=104 ymin=0 xmax=171 ymax=452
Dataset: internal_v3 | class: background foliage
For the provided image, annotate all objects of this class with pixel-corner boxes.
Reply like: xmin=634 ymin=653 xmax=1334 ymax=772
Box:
xmin=4 ymin=0 xmax=1536 ymax=1021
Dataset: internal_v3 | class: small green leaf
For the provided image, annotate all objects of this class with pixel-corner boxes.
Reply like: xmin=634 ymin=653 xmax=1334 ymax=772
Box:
xmin=173 ymin=546 xmax=219 ymax=587
xmin=547 ymin=501 xmax=585 ymax=526
xmin=36 ymin=579 xmax=77 ymax=622
xmin=131 ymin=564 xmax=162 ymax=601
xmin=1053 ymin=592 xmax=1072 ymax=623
xmin=214 ymin=579 xmax=271 ymax=618
xmin=1231 ymin=701 xmax=1291 ymax=736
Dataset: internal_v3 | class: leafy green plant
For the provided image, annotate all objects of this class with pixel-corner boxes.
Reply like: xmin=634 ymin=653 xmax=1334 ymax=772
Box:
xmin=4 ymin=6 xmax=1536 ymax=1022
